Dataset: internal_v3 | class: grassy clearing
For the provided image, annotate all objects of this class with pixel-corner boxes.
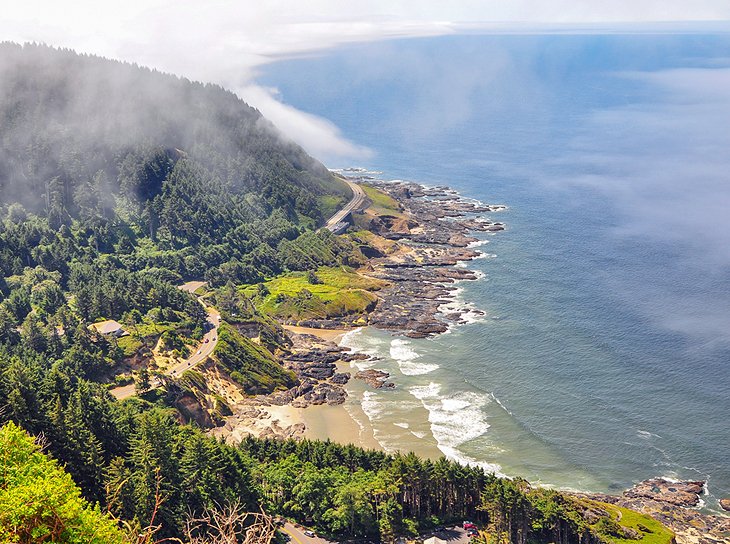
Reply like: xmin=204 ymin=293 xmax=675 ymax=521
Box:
xmin=116 ymin=335 xmax=143 ymax=357
xmin=586 ymin=500 xmax=674 ymax=544
xmin=212 ymin=323 xmax=297 ymax=394
xmin=128 ymin=322 xmax=177 ymax=339
xmin=361 ymin=184 xmax=404 ymax=217
xmin=242 ymin=266 xmax=387 ymax=321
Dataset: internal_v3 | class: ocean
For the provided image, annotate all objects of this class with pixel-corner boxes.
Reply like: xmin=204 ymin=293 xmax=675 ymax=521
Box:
xmin=256 ymin=33 xmax=730 ymax=512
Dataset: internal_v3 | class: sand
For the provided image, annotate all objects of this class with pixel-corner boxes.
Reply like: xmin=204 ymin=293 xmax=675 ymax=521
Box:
xmin=282 ymin=325 xmax=350 ymax=343
xmin=213 ymin=396 xmax=384 ymax=453
xmin=211 ymin=403 xmax=306 ymax=443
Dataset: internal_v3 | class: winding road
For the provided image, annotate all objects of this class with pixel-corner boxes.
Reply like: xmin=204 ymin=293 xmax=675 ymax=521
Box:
xmin=110 ymin=283 xmax=219 ymax=400
xmin=325 ymin=178 xmax=366 ymax=232
xmin=168 ymin=304 xmax=220 ymax=378
xmin=111 ymin=181 xmax=363 ymax=401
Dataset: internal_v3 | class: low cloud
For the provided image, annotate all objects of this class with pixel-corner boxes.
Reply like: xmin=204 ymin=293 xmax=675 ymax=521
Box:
xmin=552 ymin=66 xmax=730 ymax=345
xmin=3 ymin=1 xmax=730 ymax=164
xmin=238 ymin=85 xmax=373 ymax=164
xmin=564 ymin=67 xmax=730 ymax=270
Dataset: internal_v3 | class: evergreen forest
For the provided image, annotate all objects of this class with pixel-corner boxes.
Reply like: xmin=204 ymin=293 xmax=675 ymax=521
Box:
xmin=0 ymin=43 xmax=674 ymax=544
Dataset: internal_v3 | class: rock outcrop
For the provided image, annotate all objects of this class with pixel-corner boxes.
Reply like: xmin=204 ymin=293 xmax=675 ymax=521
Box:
xmin=578 ymin=479 xmax=730 ymax=544
xmin=355 ymin=369 xmax=396 ymax=389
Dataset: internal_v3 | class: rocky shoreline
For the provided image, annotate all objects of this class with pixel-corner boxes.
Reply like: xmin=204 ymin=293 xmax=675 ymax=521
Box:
xmin=208 ymin=176 xmax=730 ymax=543
xmin=209 ymin=176 xmax=504 ymax=441
xmin=295 ymin=178 xmax=506 ymax=338
xmin=577 ymin=479 xmax=730 ymax=544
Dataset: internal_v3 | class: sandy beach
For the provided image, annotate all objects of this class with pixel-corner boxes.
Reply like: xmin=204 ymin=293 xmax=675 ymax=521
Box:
xmin=282 ymin=324 xmax=350 ymax=343
xmin=284 ymin=326 xmax=383 ymax=450
xmin=212 ymin=325 xmax=384 ymax=451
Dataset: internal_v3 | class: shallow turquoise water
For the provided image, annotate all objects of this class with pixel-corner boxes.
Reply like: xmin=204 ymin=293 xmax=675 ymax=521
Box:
xmin=258 ymin=33 xmax=730 ymax=511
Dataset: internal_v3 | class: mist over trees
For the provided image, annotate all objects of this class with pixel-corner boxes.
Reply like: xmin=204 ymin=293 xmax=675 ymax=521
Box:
xmin=0 ymin=42 xmax=350 ymax=285
xmin=0 ymin=43 xmax=670 ymax=544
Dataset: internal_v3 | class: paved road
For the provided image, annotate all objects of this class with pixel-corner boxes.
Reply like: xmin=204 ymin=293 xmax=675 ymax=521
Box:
xmin=325 ymin=178 xmax=367 ymax=231
xmin=168 ymin=305 xmax=220 ymax=377
xmin=110 ymin=286 xmax=220 ymax=399
xmin=281 ymin=522 xmax=335 ymax=544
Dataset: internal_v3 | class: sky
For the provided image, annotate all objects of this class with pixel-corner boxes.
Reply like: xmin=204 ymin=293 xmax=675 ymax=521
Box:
xmin=2 ymin=1 xmax=730 ymax=159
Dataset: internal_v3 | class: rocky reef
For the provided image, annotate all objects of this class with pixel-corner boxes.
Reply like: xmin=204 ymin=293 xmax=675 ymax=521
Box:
xmin=579 ymin=479 xmax=730 ymax=544
xmin=330 ymin=178 xmax=507 ymax=338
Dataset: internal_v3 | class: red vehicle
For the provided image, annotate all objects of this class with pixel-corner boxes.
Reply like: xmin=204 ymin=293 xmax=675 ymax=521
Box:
xmin=463 ymin=522 xmax=477 ymax=530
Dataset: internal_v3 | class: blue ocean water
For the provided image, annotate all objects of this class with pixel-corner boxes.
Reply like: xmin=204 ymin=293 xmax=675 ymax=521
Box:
xmin=257 ymin=33 xmax=730 ymax=510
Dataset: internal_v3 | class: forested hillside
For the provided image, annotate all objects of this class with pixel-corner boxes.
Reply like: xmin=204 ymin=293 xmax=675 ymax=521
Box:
xmin=0 ymin=42 xmax=351 ymax=286
xmin=0 ymin=43 xmax=675 ymax=544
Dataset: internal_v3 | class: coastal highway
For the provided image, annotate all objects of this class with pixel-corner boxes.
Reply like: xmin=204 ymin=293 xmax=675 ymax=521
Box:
xmin=325 ymin=178 xmax=366 ymax=231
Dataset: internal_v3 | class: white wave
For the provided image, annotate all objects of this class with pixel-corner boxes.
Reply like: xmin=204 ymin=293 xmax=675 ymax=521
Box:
xmin=361 ymin=391 xmax=385 ymax=418
xmin=339 ymin=327 xmax=364 ymax=348
xmin=636 ymin=429 xmax=662 ymax=440
xmin=340 ymin=328 xmax=390 ymax=370
xmin=400 ymin=360 xmax=440 ymax=375
xmin=438 ymin=288 xmax=488 ymax=328
xmin=438 ymin=444 xmax=503 ymax=475
xmin=467 ymin=239 xmax=490 ymax=248
xmin=411 ymin=430 xmax=428 ymax=439
xmin=490 ymin=393 xmax=513 ymax=416
xmin=409 ymin=381 xmax=495 ymax=469
xmin=657 ymin=473 xmax=682 ymax=483
xmin=389 ymin=338 xmax=419 ymax=361
xmin=394 ymin=421 xmax=410 ymax=429
xmin=390 ymin=338 xmax=439 ymax=375
xmin=441 ymin=397 xmax=471 ymax=411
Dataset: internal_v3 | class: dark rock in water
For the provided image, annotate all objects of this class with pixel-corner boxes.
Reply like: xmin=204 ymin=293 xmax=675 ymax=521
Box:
xmin=625 ymin=479 xmax=705 ymax=507
xmin=720 ymin=498 xmax=730 ymax=511
xmin=330 ymin=372 xmax=350 ymax=385
xmin=341 ymin=352 xmax=369 ymax=362
xmin=355 ymin=369 xmax=395 ymax=389
xmin=267 ymin=330 xmax=352 ymax=407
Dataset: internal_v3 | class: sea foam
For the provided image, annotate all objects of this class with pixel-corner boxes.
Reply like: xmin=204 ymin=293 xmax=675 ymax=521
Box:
xmin=409 ymin=381 xmax=498 ymax=472
xmin=390 ymin=338 xmax=439 ymax=375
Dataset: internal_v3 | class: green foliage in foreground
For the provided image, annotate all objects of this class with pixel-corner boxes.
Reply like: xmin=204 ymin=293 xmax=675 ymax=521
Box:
xmin=0 ymin=422 xmax=126 ymax=544
xmin=0 ymin=413 xmax=675 ymax=544
xmin=213 ymin=323 xmax=297 ymax=394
